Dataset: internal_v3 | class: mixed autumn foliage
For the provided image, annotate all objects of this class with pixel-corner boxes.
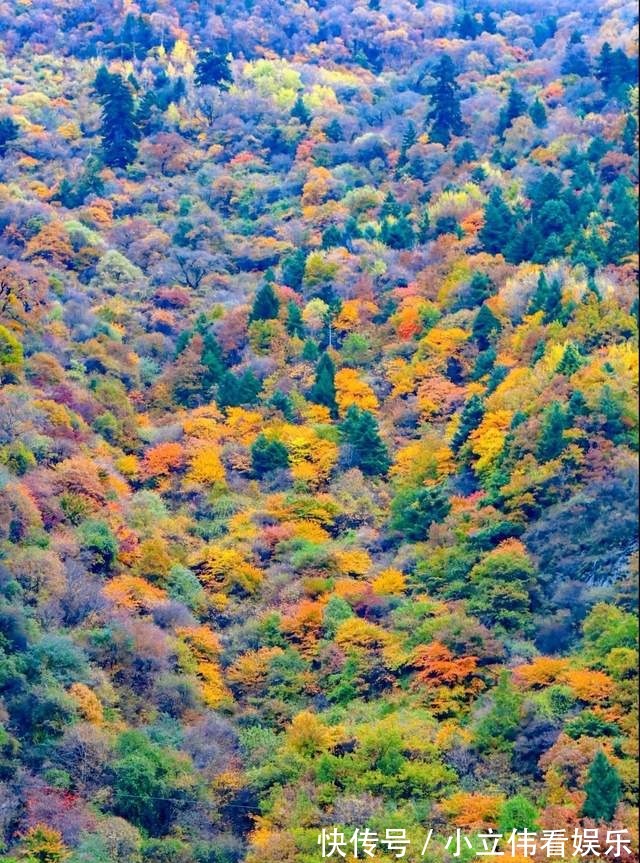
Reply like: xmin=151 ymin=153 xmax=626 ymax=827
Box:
xmin=0 ymin=0 xmax=638 ymax=860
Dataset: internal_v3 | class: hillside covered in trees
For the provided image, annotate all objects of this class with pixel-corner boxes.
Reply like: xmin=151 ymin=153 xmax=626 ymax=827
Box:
xmin=0 ymin=0 xmax=638 ymax=860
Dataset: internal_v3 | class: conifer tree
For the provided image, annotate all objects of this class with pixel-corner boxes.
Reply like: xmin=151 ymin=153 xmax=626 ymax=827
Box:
xmin=607 ymin=177 xmax=639 ymax=264
xmin=93 ymin=67 xmax=140 ymax=168
xmin=380 ymin=215 xmax=415 ymax=249
xmin=390 ymin=484 xmax=451 ymax=541
xmin=567 ymin=390 xmax=588 ymax=424
xmin=325 ymin=118 xmax=344 ymax=142
xmin=599 ymin=385 xmax=627 ymax=441
xmin=622 ymin=114 xmax=638 ymax=156
xmin=417 ymin=209 xmax=431 ymax=243
xmin=0 ymin=116 xmax=18 ymax=156
xmin=472 ymin=304 xmax=502 ymax=351
xmin=537 ymin=402 xmax=566 ymax=462
xmin=291 ymin=93 xmax=311 ymax=125
xmin=286 ymin=301 xmax=305 ymax=337
xmin=454 ymin=141 xmax=477 ymax=165
xmin=251 ymin=434 xmax=290 ymax=477
xmin=398 ymin=121 xmax=417 ymax=168
xmin=339 ymin=406 xmax=390 ymax=476
xmin=452 ymin=394 xmax=485 ymax=451
xmin=479 ymin=188 xmax=514 ymax=254
xmin=281 ymin=249 xmax=307 ymax=290
xmin=527 ymin=273 xmax=563 ymax=321
xmin=195 ymin=50 xmax=233 ymax=88
xmin=596 ymin=43 xmax=637 ymax=99
xmin=529 ymin=97 xmax=548 ymax=129
xmin=322 ymin=225 xmax=344 ymax=250
xmin=310 ymin=352 xmax=337 ymax=415
xmin=497 ymin=84 xmax=527 ymax=136
xmin=482 ymin=10 xmax=497 ymax=34
xmin=457 ymin=11 xmax=478 ymax=39
xmin=217 ymin=370 xmax=261 ymax=408
xmin=426 ymin=54 xmax=465 ymax=146
xmin=556 ymin=343 xmax=582 ymax=376
xmin=582 ymin=751 xmax=622 ymax=822
xmin=201 ymin=330 xmax=225 ymax=389
xmin=250 ymin=282 xmax=280 ymax=321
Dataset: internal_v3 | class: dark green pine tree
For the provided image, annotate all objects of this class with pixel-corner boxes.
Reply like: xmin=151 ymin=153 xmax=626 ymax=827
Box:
xmin=380 ymin=191 xmax=402 ymax=218
xmin=556 ymin=343 xmax=582 ymax=376
xmin=195 ymin=50 xmax=233 ymax=88
xmin=607 ymin=177 xmax=639 ymax=264
xmin=472 ymin=304 xmax=502 ymax=351
xmin=478 ymin=188 xmax=514 ymax=254
xmin=281 ymin=249 xmax=307 ymax=290
xmin=537 ymin=401 xmax=566 ymax=462
xmin=596 ymin=42 xmax=637 ymax=99
xmin=339 ymin=406 xmax=390 ymax=476
xmin=322 ymin=225 xmax=344 ymax=249
xmin=497 ymin=84 xmax=528 ymax=136
xmin=0 ymin=116 xmax=19 ymax=156
xmin=325 ymin=118 xmax=344 ymax=142
xmin=567 ymin=389 xmax=588 ymax=424
xmin=302 ymin=339 xmax=319 ymax=362
xmin=417 ymin=209 xmax=431 ymax=243
xmin=285 ymin=301 xmax=305 ymax=337
xmin=380 ymin=214 xmax=415 ymax=249
xmin=217 ymin=370 xmax=261 ymax=408
xmin=426 ymin=54 xmax=465 ymax=146
xmin=599 ymin=385 xmax=627 ymax=442
xmin=561 ymin=39 xmax=591 ymax=77
xmin=596 ymin=42 xmax=614 ymax=91
xmin=451 ymin=394 xmax=485 ymax=451
xmin=251 ymin=434 xmax=290 ymax=477
xmin=471 ymin=347 xmax=496 ymax=381
xmin=455 ymin=271 xmax=494 ymax=310
xmin=309 ymin=352 xmax=337 ymax=415
xmin=457 ymin=11 xmax=478 ymax=39
xmin=529 ymin=97 xmax=548 ymax=129
xmin=291 ymin=93 xmax=311 ymax=125
xmin=398 ymin=121 xmax=417 ymax=167
xmin=527 ymin=273 xmax=562 ymax=322
xmin=622 ymin=114 xmax=638 ymax=156
xmin=201 ymin=330 xmax=225 ymax=388
xmin=93 ymin=67 xmax=140 ymax=168
xmin=269 ymin=390 xmax=296 ymax=422
xmin=482 ymin=11 xmax=497 ymax=34
xmin=390 ymin=483 xmax=451 ymax=541
xmin=250 ymin=282 xmax=280 ymax=321
xmin=453 ymin=141 xmax=477 ymax=166
xmin=582 ymin=751 xmax=622 ymax=822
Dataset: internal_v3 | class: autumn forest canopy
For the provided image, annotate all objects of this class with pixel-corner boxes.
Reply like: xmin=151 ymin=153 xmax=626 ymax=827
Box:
xmin=0 ymin=0 xmax=638 ymax=861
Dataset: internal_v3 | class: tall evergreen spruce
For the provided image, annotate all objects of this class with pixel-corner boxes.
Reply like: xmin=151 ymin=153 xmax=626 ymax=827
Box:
xmin=582 ymin=751 xmax=622 ymax=822
xmin=497 ymin=84 xmax=527 ymax=136
xmin=537 ymin=402 xmax=566 ymax=462
xmin=452 ymin=394 xmax=485 ymax=451
xmin=527 ymin=273 xmax=563 ymax=321
xmin=529 ymin=97 xmax=548 ymax=129
xmin=195 ymin=50 xmax=232 ymax=89
xmin=340 ymin=406 xmax=390 ymax=476
xmin=427 ymin=54 xmax=465 ymax=146
xmin=93 ymin=67 xmax=140 ymax=168
xmin=479 ymin=188 xmax=514 ymax=254
xmin=310 ymin=352 xmax=337 ymax=415
xmin=0 ymin=116 xmax=19 ymax=156
xmin=251 ymin=434 xmax=290 ymax=477
xmin=250 ymin=282 xmax=280 ymax=321
xmin=472 ymin=304 xmax=502 ymax=351
xmin=291 ymin=93 xmax=311 ymax=125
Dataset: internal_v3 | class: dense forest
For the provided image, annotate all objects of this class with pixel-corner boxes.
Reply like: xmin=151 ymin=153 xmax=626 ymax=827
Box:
xmin=0 ymin=0 xmax=638 ymax=860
